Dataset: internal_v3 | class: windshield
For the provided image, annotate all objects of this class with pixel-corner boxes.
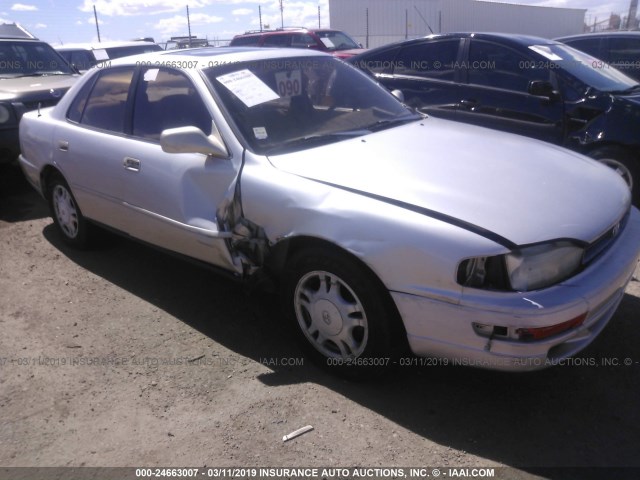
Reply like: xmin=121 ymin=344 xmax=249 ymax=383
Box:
xmin=206 ymin=56 xmax=419 ymax=154
xmin=529 ymin=43 xmax=638 ymax=92
xmin=0 ymin=41 xmax=75 ymax=77
xmin=316 ymin=31 xmax=360 ymax=51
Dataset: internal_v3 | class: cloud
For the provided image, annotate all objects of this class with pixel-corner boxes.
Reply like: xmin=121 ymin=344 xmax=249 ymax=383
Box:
xmin=11 ymin=3 xmax=38 ymax=11
xmin=153 ymin=13 xmax=224 ymax=35
xmin=79 ymin=0 xmax=215 ymax=17
xmin=232 ymin=8 xmax=253 ymax=16
xmin=34 ymin=22 xmax=46 ymax=28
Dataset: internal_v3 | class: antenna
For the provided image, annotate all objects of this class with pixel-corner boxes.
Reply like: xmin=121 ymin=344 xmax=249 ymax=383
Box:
xmin=186 ymin=5 xmax=192 ymax=47
xmin=93 ymin=5 xmax=101 ymax=42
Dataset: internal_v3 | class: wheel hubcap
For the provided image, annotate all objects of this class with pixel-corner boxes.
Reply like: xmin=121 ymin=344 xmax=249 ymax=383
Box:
xmin=52 ymin=185 xmax=79 ymax=238
xmin=598 ymin=158 xmax=634 ymax=191
xmin=294 ymin=270 xmax=368 ymax=359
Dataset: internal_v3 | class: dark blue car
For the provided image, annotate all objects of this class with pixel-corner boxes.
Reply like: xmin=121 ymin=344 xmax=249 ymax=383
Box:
xmin=348 ymin=33 xmax=640 ymax=206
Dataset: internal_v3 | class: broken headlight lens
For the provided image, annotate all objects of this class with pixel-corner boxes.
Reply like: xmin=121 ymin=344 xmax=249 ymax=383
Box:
xmin=505 ymin=241 xmax=584 ymax=291
xmin=458 ymin=241 xmax=584 ymax=292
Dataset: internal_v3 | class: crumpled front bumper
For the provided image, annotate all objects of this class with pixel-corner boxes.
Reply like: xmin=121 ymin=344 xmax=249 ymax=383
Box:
xmin=392 ymin=208 xmax=640 ymax=371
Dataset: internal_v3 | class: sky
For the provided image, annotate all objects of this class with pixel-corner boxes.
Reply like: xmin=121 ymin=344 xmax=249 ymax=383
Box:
xmin=0 ymin=0 xmax=636 ymax=46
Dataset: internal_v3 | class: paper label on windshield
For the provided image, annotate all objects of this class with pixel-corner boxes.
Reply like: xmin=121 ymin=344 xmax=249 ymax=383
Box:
xmin=143 ymin=68 xmax=159 ymax=82
xmin=253 ymin=127 xmax=268 ymax=139
xmin=319 ymin=37 xmax=335 ymax=48
xmin=529 ymin=45 xmax=563 ymax=62
xmin=93 ymin=49 xmax=109 ymax=61
xmin=216 ymin=69 xmax=279 ymax=107
xmin=274 ymin=70 xmax=302 ymax=98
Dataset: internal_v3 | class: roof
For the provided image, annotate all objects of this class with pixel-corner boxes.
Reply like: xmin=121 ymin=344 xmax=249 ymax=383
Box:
xmin=55 ymin=40 xmax=158 ymax=51
xmin=556 ymin=31 xmax=640 ymax=41
xmin=0 ymin=22 xmax=37 ymax=39
xmin=107 ymin=46 xmax=330 ymax=67
xmin=357 ymin=32 xmax=558 ymax=53
xmin=238 ymin=27 xmax=342 ymax=36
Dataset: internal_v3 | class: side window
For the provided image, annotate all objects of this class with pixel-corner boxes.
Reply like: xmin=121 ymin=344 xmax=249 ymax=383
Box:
xmin=132 ymin=67 xmax=212 ymax=141
xmin=70 ymin=50 xmax=97 ymax=70
xmin=468 ymin=41 xmax=549 ymax=93
xmin=608 ymin=37 xmax=640 ymax=64
xmin=394 ymin=40 xmax=459 ymax=81
xmin=263 ymin=35 xmax=291 ymax=47
xmin=291 ymin=34 xmax=316 ymax=48
xmin=352 ymin=46 xmax=401 ymax=74
xmin=79 ymin=67 xmax=135 ymax=132
xmin=565 ymin=38 xmax=602 ymax=59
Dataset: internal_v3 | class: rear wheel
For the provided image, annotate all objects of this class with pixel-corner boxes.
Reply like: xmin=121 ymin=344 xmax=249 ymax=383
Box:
xmin=47 ymin=173 xmax=91 ymax=248
xmin=282 ymin=247 xmax=403 ymax=378
xmin=588 ymin=146 xmax=639 ymax=206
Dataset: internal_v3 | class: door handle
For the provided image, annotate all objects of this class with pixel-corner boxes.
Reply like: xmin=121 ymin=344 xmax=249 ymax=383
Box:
xmin=460 ymin=99 xmax=478 ymax=109
xmin=57 ymin=140 xmax=69 ymax=152
xmin=123 ymin=157 xmax=141 ymax=172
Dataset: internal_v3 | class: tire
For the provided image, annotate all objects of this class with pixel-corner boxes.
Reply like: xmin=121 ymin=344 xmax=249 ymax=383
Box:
xmin=47 ymin=173 xmax=91 ymax=248
xmin=282 ymin=247 xmax=404 ymax=378
xmin=588 ymin=146 xmax=640 ymax=207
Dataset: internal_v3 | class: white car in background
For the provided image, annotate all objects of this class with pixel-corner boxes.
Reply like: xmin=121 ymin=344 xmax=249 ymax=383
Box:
xmin=17 ymin=48 xmax=640 ymax=377
xmin=55 ymin=41 xmax=163 ymax=72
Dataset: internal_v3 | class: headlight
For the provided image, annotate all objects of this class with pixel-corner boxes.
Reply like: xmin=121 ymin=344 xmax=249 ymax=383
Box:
xmin=505 ymin=241 xmax=584 ymax=291
xmin=0 ymin=103 xmax=13 ymax=124
xmin=458 ymin=241 xmax=584 ymax=292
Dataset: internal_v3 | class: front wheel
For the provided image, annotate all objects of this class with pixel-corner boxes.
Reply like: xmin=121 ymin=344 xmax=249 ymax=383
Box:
xmin=47 ymin=173 xmax=91 ymax=248
xmin=588 ymin=146 xmax=639 ymax=207
xmin=282 ymin=247 xmax=404 ymax=378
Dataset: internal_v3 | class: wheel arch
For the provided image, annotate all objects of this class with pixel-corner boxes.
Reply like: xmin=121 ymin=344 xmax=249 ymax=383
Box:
xmin=265 ymin=234 xmax=409 ymax=348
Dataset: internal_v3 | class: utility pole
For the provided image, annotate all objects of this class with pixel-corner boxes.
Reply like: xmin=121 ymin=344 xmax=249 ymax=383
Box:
xmin=318 ymin=6 xmax=321 ymax=28
xmin=280 ymin=0 xmax=284 ymax=28
xmin=259 ymin=5 xmax=263 ymax=31
xmin=93 ymin=5 xmax=101 ymax=42
xmin=365 ymin=8 xmax=369 ymax=48
xmin=627 ymin=0 xmax=639 ymax=29
xmin=186 ymin=5 xmax=192 ymax=47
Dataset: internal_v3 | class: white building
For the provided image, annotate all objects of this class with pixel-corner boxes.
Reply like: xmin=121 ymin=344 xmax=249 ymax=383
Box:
xmin=329 ymin=0 xmax=586 ymax=48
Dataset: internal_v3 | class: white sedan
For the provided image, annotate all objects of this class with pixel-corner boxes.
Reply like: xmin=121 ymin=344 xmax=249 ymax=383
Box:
xmin=18 ymin=48 xmax=640 ymax=376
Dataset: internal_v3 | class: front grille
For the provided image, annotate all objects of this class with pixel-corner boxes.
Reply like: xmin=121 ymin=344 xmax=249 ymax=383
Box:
xmin=583 ymin=210 xmax=630 ymax=265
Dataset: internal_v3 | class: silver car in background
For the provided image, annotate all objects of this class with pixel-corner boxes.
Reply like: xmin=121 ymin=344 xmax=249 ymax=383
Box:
xmin=18 ymin=48 xmax=640 ymax=377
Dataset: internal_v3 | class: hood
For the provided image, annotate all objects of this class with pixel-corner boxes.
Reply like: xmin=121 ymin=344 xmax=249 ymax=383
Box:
xmin=268 ymin=118 xmax=630 ymax=246
xmin=331 ymin=48 xmax=366 ymax=59
xmin=0 ymin=75 xmax=78 ymax=100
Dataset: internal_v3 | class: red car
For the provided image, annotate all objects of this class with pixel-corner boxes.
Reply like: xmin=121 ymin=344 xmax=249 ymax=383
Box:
xmin=229 ymin=27 xmax=365 ymax=59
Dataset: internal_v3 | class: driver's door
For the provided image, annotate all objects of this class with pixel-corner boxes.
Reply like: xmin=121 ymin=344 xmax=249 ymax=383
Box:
xmin=121 ymin=66 xmax=239 ymax=271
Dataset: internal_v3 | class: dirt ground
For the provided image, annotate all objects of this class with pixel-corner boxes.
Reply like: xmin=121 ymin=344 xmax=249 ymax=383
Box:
xmin=1 ymin=162 xmax=639 ymax=479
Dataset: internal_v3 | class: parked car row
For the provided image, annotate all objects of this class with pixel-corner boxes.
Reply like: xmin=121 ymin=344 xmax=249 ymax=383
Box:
xmin=16 ymin=47 xmax=640 ymax=377
xmin=347 ymin=32 xmax=640 ymax=206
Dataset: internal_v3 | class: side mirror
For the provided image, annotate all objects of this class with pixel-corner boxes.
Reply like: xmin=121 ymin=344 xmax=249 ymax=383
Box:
xmin=528 ymin=80 xmax=559 ymax=101
xmin=160 ymin=126 xmax=229 ymax=158
xmin=390 ymin=89 xmax=405 ymax=103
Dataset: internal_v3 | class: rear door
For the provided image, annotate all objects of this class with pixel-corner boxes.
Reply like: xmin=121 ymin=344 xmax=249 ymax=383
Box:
xmin=456 ymin=39 xmax=564 ymax=144
xmin=53 ymin=66 xmax=136 ymax=232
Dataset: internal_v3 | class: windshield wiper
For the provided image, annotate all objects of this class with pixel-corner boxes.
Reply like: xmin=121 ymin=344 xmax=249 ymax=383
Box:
xmin=265 ymin=130 xmax=369 ymax=154
xmin=13 ymin=71 xmax=70 ymax=78
xmin=609 ymin=84 xmax=640 ymax=95
xmin=365 ymin=115 xmax=421 ymax=132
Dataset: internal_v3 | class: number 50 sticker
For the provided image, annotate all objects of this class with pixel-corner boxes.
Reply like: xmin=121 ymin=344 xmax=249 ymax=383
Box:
xmin=275 ymin=70 xmax=302 ymax=98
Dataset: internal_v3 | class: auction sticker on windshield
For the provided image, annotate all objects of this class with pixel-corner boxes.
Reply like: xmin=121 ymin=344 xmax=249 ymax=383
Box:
xmin=216 ymin=69 xmax=279 ymax=107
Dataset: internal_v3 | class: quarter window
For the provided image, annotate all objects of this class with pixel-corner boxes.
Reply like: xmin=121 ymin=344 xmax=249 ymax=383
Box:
xmin=79 ymin=67 xmax=135 ymax=132
xmin=132 ymin=67 xmax=211 ymax=141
